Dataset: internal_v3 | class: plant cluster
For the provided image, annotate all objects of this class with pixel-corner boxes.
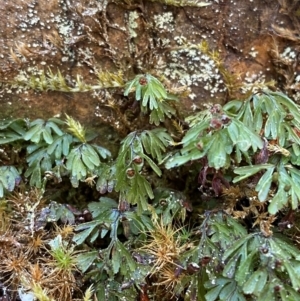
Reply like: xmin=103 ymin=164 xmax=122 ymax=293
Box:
xmin=148 ymin=0 xmax=212 ymax=7
xmin=0 ymin=188 xmax=87 ymax=301
xmin=1 ymin=74 xmax=300 ymax=301
xmin=11 ymin=69 xmax=125 ymax=93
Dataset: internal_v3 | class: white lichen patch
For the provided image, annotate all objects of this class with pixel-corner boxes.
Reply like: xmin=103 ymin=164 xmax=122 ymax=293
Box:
xmin=154 ymin=12 xmax=174 ymax=32
xmin=163 ymin=38 xmax=226 ymax=99
xmin=128 ymin=11 xmax=139 ymax=39
xmin=289 ymin=74 xmax=300 ymax=101
xmin=55 ymin=18 xmax=74 ymax=37
xmin=280 ymin=47 xmax=297 ymax=64
xmin=249 ymin=47 xmax=258 ymax=58
xmin=12 ymin=0 xmax=84 ymax=68
xmin=241 ymin=71 xmax=267 ymax=94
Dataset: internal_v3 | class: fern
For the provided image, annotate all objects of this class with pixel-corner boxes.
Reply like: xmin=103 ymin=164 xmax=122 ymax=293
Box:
xmin=24 ymin=118 xmax=64 ymax=144
xmin=115 ymin=129 xmax=172 ymax=213
xmin=198 ymin=212 xmax=300 ymax=301
xmin=0 ymin=166 xmax=21 ymax=197
xmin=165 ymin=104 xmax=263 ymax=170
xmin=124 ymin=74 xmax=178 ymax=125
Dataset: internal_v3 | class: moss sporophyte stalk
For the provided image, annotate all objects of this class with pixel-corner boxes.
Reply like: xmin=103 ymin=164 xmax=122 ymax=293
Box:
xmin=2 ymin=74 xmax=300 ymax=300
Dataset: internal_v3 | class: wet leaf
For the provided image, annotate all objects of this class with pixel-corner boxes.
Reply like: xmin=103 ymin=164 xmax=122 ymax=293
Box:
xmin=242 ymin=269 xmax=267 ymax=295
xmin=112 ymin=245 xmax=121 ymax=274
xmin=233 ymin=164 xmax=274 ymax=183
xmin=77 ymin=250 xmax=98 ymax=273
xmin=235 ymin=250 xmax=257 ymax=285
xmin=255 ymin=167 xmax=275 ymax=201
xmin=0 ymin=166 xmax=20 ymax=197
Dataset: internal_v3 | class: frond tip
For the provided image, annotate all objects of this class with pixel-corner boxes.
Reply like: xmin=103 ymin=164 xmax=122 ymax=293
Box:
xmin=65 ymin=114 xmax=86 ymax=143
xmin=83 ymin=284 xmax=94 ymax=301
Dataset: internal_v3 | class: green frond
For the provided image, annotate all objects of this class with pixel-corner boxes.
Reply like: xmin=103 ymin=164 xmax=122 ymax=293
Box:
xmin=124 ymin=74 xmax=178 ymax=124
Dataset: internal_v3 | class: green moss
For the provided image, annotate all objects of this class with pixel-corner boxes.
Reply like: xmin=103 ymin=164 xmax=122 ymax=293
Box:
xmin=148 ymin=0 xmax=212 ymax=7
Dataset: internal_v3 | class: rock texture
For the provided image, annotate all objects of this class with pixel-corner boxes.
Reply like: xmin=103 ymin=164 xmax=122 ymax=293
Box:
xmin=0 ymin=0 xmax=298 ymax=126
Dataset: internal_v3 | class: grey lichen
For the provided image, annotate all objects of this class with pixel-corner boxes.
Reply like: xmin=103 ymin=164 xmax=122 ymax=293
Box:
xmin=128 ymin=11 xmax=139 ymax=39
xmin=163 ymin=38 xmax=226 ymax=100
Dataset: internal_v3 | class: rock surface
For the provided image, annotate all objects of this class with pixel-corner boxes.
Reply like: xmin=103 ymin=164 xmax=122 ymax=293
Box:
xmin=0 ymin=0 xmax=298 ymax=126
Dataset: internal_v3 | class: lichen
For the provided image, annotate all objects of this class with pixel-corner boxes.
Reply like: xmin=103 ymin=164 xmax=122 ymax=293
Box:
xmin=154 ymin=12 xmax=174 ymax=32
xmin=163 ymin=38 xmax=226 ymax=102
xmin=128 ymin=11 xmax=139 ymax=39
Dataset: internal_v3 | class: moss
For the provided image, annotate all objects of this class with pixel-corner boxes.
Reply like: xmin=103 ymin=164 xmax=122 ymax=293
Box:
xmin=148 ymin=0 xmax=212 ymax=7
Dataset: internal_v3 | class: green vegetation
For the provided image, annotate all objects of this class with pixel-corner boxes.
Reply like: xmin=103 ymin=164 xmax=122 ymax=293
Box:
xmin=148 ymin=0 xmax=212 ymax=7
xmin=1 ymin=74 xmax=300 ymax=301
xmin=12 ymin=69 xmax=125 ymax=92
